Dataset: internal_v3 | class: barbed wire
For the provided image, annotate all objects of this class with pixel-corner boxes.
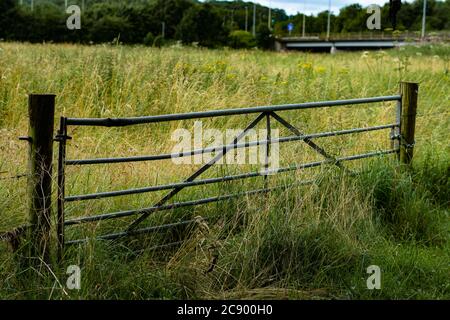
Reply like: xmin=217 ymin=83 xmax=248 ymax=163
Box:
xmin=416 ymin=132 xmax=450 ymax=143
xmin=0 ymin=173 xmax=28 ymax=181
xmin=417 ymin=111 xmax=450 ymax=118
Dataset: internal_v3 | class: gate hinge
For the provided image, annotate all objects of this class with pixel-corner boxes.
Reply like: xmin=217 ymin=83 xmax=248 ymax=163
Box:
xmin=18 ymin=136 xmax=32 ymax=142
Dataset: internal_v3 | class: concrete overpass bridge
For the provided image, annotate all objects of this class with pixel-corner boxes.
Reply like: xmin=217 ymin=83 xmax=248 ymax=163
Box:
xmin=275 ymin=37 xmax=407 ymax=53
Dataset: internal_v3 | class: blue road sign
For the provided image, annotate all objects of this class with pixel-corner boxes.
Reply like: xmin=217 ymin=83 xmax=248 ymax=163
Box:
xmin=287 ymin=23 xmax=294 ymax=32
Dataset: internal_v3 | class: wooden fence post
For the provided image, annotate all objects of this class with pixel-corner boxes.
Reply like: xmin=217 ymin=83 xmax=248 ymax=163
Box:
xmin=27 ymin=94 xmax=55 ymax=263
xmin=399 ymin=82 xmax=419 ymax=165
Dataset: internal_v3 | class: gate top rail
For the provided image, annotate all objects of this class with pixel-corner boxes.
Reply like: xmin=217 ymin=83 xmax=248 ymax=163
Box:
xmin=65 ymin=95 xmax=402 ymax=127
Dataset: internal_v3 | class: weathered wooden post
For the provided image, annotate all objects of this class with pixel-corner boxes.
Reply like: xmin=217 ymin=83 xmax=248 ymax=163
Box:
xmin=26 ymin=94 xmax=55 ymax=263
xmin=399 ymin=82 xmax=419 ymax=165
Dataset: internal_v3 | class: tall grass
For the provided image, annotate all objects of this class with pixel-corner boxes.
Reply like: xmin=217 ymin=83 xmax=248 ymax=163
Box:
xmin=0 ymin=42 xmax=448 ymax=299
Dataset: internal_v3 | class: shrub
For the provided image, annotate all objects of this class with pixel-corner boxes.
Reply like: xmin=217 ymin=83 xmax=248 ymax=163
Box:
xmin=256 ymin=24 xmax=274 ymax=50
xmin=143 ymin=32 xmax=155 ymax=47
xmin=153 ymin=35 xmax=164 ymax=48
xmin=228 ymin=31 xmax=256 ymax=49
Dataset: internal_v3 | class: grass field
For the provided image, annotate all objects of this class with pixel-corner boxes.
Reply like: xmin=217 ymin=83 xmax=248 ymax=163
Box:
xmin=0 ymin=42 xmax=449 ymax=299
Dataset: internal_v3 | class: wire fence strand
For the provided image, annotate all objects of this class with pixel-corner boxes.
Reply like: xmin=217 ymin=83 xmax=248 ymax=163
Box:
xmin=0 ymin=173 xmax=28 ymax=181
xmin=417 ymin=111 xmax=450 ymax=118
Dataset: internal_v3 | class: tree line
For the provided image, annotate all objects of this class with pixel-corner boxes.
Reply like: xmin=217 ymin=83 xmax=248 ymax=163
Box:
xmin=0 ymin=0 xmax=449 ymax=48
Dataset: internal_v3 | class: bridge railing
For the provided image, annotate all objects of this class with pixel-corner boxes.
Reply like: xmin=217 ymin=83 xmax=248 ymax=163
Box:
xmin=278 ymin=30 xmax=450 ymax=41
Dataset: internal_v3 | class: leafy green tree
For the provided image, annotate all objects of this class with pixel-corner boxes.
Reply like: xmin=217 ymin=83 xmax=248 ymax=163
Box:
xmin=0 ymin=0 xmax=18 ymax=39
xmin=336 ymin=4 xmax=366 ymax=32
xmin=256 ymin=24 xmax=273 ymax=49
xmin=176 ymin=4 xmax=226 ymax=47
xmin=228 ymin=30 xmax=256 ymax=49
xmin=90 ymin=15 xmax=132 ymax=43
xmin=34 ymin=3 xmax=68 ymax=42
xmin=151 ymin=0 xmax=195 ymax=39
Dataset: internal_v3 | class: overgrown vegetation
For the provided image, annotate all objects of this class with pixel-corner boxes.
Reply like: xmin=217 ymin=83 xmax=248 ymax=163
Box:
xmin=0 ymin=42 xmax=448 ymax=299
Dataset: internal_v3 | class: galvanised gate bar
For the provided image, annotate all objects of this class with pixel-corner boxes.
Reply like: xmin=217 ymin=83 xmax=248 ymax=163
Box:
xmin=55 ymin=82 xmax=419 ymax=259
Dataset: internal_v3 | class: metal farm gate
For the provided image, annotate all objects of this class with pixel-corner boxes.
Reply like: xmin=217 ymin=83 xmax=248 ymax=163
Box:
xmin=5 ymin=82 xmax=418 ymax=262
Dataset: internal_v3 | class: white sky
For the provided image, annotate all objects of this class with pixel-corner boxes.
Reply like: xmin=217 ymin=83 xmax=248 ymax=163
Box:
xmin=219 ymin=1 xmax=391 ymax=15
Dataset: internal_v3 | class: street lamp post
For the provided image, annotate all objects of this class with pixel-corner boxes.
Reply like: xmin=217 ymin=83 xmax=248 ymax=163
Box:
xmin=302 ymin=14 xmax=306 ymax=38
xmin=301 ymin=0 xmax=306 ymax=37
xmin=253 ymin=3 xmax=256 ymax=36
xmin=245 ymin=6 xmax=248 ymax=32
xmin=421 ymin=0 xmax=427 ymax=40
xmin=268 ymin=7 xmax=272 ymax=30
xmin=326 ymin=0 xmax=331 ymax=40
xmin=268 ymin=0 xmax=274 ymax=31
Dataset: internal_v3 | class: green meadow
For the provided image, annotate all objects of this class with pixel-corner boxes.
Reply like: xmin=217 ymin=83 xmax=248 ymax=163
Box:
xmin=0 ymin=42 xmax=449 ymax=299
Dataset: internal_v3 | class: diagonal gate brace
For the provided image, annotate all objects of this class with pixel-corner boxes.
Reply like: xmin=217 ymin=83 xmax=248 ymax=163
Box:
xmin=124 ymin=113 xmax=267 ymax=232
xmin=270 ymin=111 xmax=349 ymax=171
